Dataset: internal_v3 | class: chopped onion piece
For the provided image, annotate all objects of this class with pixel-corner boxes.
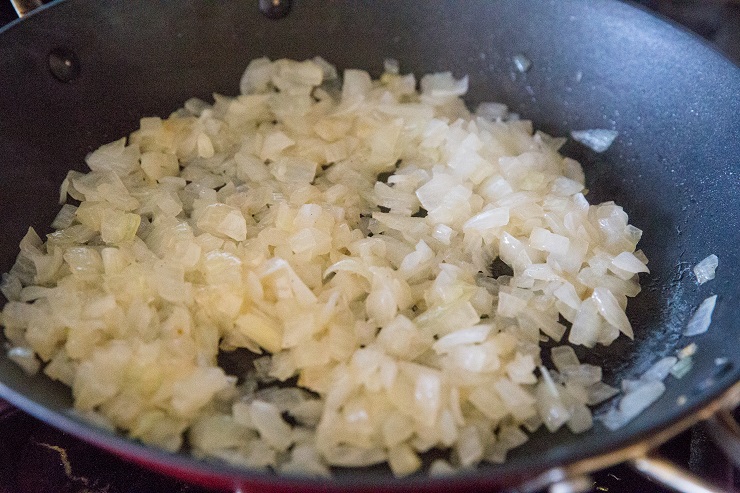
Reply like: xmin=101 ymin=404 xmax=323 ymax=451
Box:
xmin=383 ymin=58 xmax=400 ymax=75
xmin=684 ymin=295 xmax=717 ymax=336
xmin=429 ymin=459 xmax=456 ymax=476
xmin=611 ymin=252 xmax=649 ymax=274
xmin=551 ymin=346 xmax=580 ymax=372
xmin=592 ymin=288 xmax=633 ymax=339
xmin=670 ymin=357 xmax=693 ymax=379
xmin=7 ymin=346 xmax=40 ymax=374
xmin=642 ymin=357 xmax=678 ymax=382
xmin=585 ymin=381 xmax=619 ymax=406
xmin=677 ymin=343 xmax=697 ymax=359
xmin=249 ymin=400 xmax=294 ymax=452
xmin=432 ymin=324 xmax=492 ymax=354
xmin=693 ymin=254 xmax=718 ymax=285
xmin=570 ymin=129 xmax=619 ymax=153
xmin=475 ymin=102 xmax=508 ymax=121
xmin=599 ymin=380 xmax=665 ymax=431
xmin=420 ymin=72 xmax=469 ymax=98
xmin=512 ymin=54 xmax=532 ymax=73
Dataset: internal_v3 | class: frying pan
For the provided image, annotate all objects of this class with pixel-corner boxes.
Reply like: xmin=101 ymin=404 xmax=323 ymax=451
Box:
xmin=0 ymin=0 xmax=739 ymax=491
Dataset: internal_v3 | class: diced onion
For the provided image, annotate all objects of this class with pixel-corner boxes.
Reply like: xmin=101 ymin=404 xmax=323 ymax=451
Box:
xmin=570 ymin=129 xmax=619 ymax=153
xmin=512 ymin=54 xmax=532 ymax=73
xmin=693 ymin=254 xmax=718 ymax=285
xmin=0 ymin=57 xmax=652 ymax=477
xmin=684 ymin=295 xmax=718 ymax=336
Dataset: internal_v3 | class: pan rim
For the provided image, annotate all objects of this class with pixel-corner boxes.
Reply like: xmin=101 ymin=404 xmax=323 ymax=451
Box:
xmin=2 ymin=378 xmax=738 ymax=490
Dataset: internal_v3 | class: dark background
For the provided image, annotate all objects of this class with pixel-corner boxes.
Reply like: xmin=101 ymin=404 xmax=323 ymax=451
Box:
xmin=1 ymin=1 xmax=740 ymax=65
xmin=639 ymin=0 xmax=740 ymax=64
xmin=4 ymin=0 xmax=738 ymax=67
xmin=0 ymin=1 xmax=738 ymax=493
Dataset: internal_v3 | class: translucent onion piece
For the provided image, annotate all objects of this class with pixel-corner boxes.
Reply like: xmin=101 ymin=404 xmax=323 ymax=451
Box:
xmin=693 ymin=254 xmax=718 ymax=285
xmin=570 ymin=129 xmax=619 ymax=153
xmin=684 ymin=295 xmax=718 ymax=336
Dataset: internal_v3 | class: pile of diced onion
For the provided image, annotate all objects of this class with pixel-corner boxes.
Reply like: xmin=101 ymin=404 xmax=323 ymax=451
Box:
xmin=0 ymin=57 xmax=651 ymax=477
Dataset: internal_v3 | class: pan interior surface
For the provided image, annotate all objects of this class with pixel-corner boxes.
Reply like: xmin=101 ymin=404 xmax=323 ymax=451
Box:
xmin=0 ymin=0 xmax=738 ymax=488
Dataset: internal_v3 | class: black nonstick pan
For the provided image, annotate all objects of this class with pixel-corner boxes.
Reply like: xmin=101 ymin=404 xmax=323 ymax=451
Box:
xmin=0 ymin=1 xmax=738 ymax=491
